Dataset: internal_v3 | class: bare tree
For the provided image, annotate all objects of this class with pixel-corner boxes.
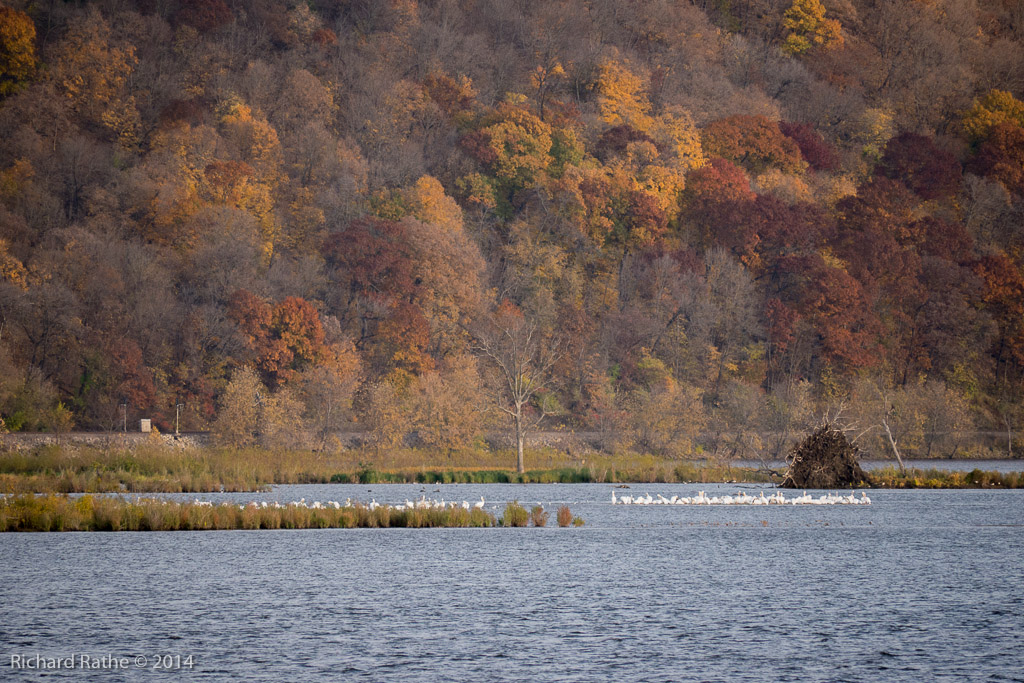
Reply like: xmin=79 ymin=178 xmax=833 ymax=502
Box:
xmin=474 ymin=304 xmax=561 ymax=474
xmin=849 ymin=378 xmax=919 ymax=474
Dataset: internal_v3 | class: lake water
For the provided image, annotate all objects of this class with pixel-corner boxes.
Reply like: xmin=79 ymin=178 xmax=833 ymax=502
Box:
xmin=2 ymin=483 xmax=1023 ymax=682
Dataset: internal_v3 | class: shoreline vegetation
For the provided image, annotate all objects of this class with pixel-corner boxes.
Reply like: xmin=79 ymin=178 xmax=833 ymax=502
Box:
xmin=0 ymin=495 xmax=586 ymax=533
xmin=0 ymin=445 xmax=1021 ymax=495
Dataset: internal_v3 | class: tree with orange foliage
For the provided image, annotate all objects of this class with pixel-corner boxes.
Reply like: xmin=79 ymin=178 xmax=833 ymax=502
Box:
xmin=801 ymin=265 xmax=882 ymax=372
xmin=367 ymin=301 xmax=434 ymax=380
xmin=701 ymin=116 xmax=805 ymax=175
xmin=227 ymin=291 xmax=325 ymax=387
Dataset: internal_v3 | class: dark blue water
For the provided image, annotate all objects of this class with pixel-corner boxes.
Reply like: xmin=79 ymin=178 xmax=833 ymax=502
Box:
xmin=2 ymin=484 xmax=1023 ymax=682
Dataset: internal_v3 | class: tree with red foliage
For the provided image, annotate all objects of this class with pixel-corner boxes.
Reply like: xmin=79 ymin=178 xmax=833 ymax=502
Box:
xmin=912 ymin=216 xmax=973 ymax=263
xmin=680 ymin=158 xmax=756 ymax=256
xmin=779 ymin=121 xmax=840 ymax=172
xmin=973 ymin=252 xmax=1024 ymax=370
xmin=832 ymin=177 xmax=919 ymax=292
xmin=892 ymin=256 xmax=991 ymax=383
xmin=765 ymin=296 xmax=800 ymax=384
xmin=875 ymin=132 xmax=962 ymax=201
xmin=322 ymin=217 xmax=417 ymax=338
xmin=174 ymin=0 xmax=233 ymax=33
xmin=967 ymin=123 xmax=1024 ymax=197
xmin=746 ymin=195 xmax=831 ymax=282
xmin=109 ymin=339 xmax=158 ymax=420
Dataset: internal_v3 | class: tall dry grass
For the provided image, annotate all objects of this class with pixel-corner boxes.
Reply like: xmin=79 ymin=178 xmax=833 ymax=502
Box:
xmin=3 ymin=444 xmax=1017 ymax=494
xmin=0 ymin=495 xmax=498 ymax=532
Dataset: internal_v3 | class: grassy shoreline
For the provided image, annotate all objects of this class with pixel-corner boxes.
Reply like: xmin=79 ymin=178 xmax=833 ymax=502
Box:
xmin=0 ymin=444 xmax=1020 ymax=494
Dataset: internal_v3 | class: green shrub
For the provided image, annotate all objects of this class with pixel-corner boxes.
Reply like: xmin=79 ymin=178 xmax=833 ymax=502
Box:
xmin=500 ymin=501 xmax=529 ymax=527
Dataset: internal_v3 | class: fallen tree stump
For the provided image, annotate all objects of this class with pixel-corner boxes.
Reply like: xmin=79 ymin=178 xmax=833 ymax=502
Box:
xmin=781 ymin=425 xmax=873 ymax=489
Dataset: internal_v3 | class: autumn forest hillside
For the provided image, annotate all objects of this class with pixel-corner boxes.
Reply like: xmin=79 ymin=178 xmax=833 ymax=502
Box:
xmin=1 ymin=0 xmax=1023 ymax=461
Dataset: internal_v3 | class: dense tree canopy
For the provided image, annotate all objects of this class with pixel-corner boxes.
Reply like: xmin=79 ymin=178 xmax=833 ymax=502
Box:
xmin=0 ymin=0 xmax=1023 ymax=460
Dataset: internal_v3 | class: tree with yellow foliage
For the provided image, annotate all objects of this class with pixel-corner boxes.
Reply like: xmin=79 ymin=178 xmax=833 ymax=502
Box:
xmin=622 ymin=352 xmax=706 ymax=458
xmin=217 ymin=98 xmax=284 ymax=263
xmin=648 ymin=108 xmax=706 ymax=173
xmin=962 ymin=90 xmax=1024 ymax=144
xmin=412 ymin=357 xmax=486 ymax=452
xmin=0 ymin=7 xmax=36 ymax=96
xmin=402 ymin=175 xmax=464 ymax=234
xmin=0 ymin=238 xmax=28 ymax=290
xmin=782 ymin=0 xmax=843 ymax=57
xmin=596 ymin=57 xmax=653 ymax=131
xmin=485 ymin=108 xmax=554 ymax=190
xmin=49 ymin=8 xmax=139 ymax=145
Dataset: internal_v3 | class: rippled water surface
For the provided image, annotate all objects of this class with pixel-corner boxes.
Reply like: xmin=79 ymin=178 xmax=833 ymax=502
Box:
xmin=2 ymin=483 xmax=1023 ymax=682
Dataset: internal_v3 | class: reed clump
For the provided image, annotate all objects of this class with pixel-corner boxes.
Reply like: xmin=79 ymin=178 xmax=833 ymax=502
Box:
xmin=556 ymin=505 xmax=572 ymax=527
xmin=0 ymin=495 xmax=498 ymax=532
xmin=500 ymin=501 xmax=529 ymax=527
xmin=530 ymin=504 xmax=549 ymax=527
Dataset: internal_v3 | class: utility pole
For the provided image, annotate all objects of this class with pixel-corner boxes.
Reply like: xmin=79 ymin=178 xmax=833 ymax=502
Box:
xmin=175 ymin=401 xmax=184 ymax=435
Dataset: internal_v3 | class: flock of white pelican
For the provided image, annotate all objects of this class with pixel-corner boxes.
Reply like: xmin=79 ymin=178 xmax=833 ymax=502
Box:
xmin=611 ymin=490 xmax=871 ymax=506
xmin=189 ymin=490 xmax=871 ymax=511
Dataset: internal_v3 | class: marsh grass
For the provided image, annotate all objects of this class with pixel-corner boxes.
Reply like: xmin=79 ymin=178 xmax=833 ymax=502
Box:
xmin=556 ymin=505 xmax=573 ymax=527
xmin=869 ymin=466 xmax=1023 ymax=488
xmin=2 ymin=444 xmax=1019 ymax=494
xmin=0 ymin=445 xmax=778 ymax=493
xmin=0 ymin=495 xmax=498 ymax=532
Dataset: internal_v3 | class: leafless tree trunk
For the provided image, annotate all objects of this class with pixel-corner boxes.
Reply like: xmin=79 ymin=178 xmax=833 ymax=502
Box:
xmin=1003 ymin=412 xmax=1013 ymax=458
xmin=474 ymin=307 xmax=561 ymax=474
xmin=881 ymin=411 xmax=907 ymax=474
